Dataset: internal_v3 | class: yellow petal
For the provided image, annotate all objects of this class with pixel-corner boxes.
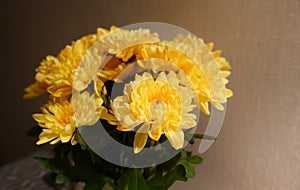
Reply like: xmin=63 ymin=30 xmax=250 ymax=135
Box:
xmin=206 ymin=42 xmax=214 ymax=50
xmin=60 ymin=134 xmax=72 ymax=143
xmin=165 ymin=130 xmax=184 ymax=150
xmin=221 ymin=71 xmax=231 ymax=78
xmin=148 ymin=123 xmax=162 ymax=141
xmin=47 ymin=85 xmax=72 ymax=97
xmin=223 ymin=78 xmax=229 ymax=85
xmin=213 ymin=102 xmax=224 ymax=110
xmin=117 ymin=123 xmax=135 ymax=131
xmin=99 ymin=107 xmax=119 ymax=125
xmin=226 ymin=88 xmax=233 ymax=98
xmin=32 ymin=114 xmax=46 ymax=123
xmin=71 ymin=135 xmax=77 ymax=145
xmin=199 ymin=101 xmax=210 ymax=115
xmin=133 ymin=123 xmax=149 ymax=153
xmin=213 ymin=50 xmax=222 ymax=57
xmin=216 ymin=57 xmax=231 ymax=70
xmin=180 ymin=114 xmax=197 ymax=129
xmin=36 ymin=134 xmax=57 ymax=145
xmin=73 ymin=80 xmax=86 ymax=92
xmin=49 ymin=138 xmax=61 ymax=145
xmin=23 ymin=82 xmax=47 ymax=99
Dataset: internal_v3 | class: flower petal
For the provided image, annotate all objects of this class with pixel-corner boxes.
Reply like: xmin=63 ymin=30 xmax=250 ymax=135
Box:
xmin=60 ymin=134 xmax=72 ymax=143
xmin=180 ymin=114 xmax=197 ymax=129
xmin=32 ymin=114 xmax=46 ymax=123
xmin=225 ymin=88 xmax=233 ymax=98
xmin=148 ymin=123 xmax=162 ymax=141
xmin=199 ymin=101 xmax=210 ymax=115
xmin=133 ymin=123 xmax=149 ymax=153
xmin=165 ymin=130 xmax=184 ymax=150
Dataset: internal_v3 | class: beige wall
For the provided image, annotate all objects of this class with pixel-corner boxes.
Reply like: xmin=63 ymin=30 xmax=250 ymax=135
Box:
xmin=2 ymin=0 xmax=299 ymax=189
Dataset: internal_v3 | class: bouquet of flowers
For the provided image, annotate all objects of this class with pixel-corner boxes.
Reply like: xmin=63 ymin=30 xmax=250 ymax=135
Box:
xmin=24 ymin=23 xmax=232 ymax=190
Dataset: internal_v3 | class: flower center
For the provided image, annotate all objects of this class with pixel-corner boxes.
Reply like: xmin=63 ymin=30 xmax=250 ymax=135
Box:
xmin=149 ymin=99 xmax=166 ymax=123
xmin=129 ymin=76 xmax=182 ymax=132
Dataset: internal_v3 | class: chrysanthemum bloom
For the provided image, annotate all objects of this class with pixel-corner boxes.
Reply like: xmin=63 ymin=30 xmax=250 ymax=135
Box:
xmin=24 ymin=27 xmax=160 ymax=99
xmin=24 ymin=36 xmax=97 ymax=98
xmin=112 ymin=71 xmax=197 ymax=153
xmin=97 ymin=28 xmax=160 ymax=81
xmin=33 ymin=91 xmax=100 ymax=145
xmin=23 ymin=29 xmax=109 ymax=99
xmin=25 ymin=26 xmax=233 ymax=151
xmin=117 ymin=35 xmax=233 ymax=115
xmin=164 ymin=34 xmax=233 ymax=112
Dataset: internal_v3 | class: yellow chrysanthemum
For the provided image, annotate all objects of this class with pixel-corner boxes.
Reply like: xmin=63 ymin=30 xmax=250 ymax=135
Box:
xmin=166 ymin=35 xmax=233 ymax=110
xmin=33 ymin=91 xmax=100 ymax=145
xmin=119 ymin=43 xmax=208 ymax=114
xmin=24 ymin=28 xmax=111 ymax=99
xmin=206 ymin=42 xmax=231 ymax=71
xmin=98 ymin=56 xmax=127 ymax=81
xmin=97 ymin=28 xmax=160 ymax=81
xmin=112 ymin=71 xmax=197 ymax=153
xmin=72 ymin=91 xmax=102 ymax=127
xmin=98 ymin=28 xmax=159 ymax=62
xmin=115 ymin=35 xmax=232 ymax=115
xmin=24 ymin=26 xmax=161 ymax=99
xmin=33 ymin=98 xmax=76 ymax=145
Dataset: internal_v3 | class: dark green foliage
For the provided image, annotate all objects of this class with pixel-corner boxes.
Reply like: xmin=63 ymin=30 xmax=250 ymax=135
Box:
xmin=33 ymin=133 xmax=209 ymax=189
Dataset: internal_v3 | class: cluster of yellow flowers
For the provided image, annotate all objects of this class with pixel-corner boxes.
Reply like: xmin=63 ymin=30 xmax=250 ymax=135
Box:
xmin=24 ymin=26 xmax=232 ymax=153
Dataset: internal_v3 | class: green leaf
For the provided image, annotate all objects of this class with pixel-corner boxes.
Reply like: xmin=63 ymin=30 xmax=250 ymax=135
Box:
xmin=159 ymin=152 xmax=181 ymax=171
xmin=146 ymin=153 xmax=187 ymax=190
xmin=85 ymin=179 xmax=106 ymax=190
xmin=35 ymin=143 xmax=112 ymax=189
xmin=74 ymin=131 xmax=88 ymax=150
xmin=178 ymin=151 xmax=203 ymax=178
xmin=101 ymin=93 xmax=110 ymax=108
xmin=189 ymin=133 xmax=216 ymax=144
xmin=193 ymin=134 xmax=216 ymax=140
xmin=55 ymin=173 xmax=71 ymax=184
xmin=147 ymin=165 xmax=187 ymax=190
xmin=34 ymin=157 xmax=60 ymax=172
xmin=116 ymin=168 xmax=151 ymax=190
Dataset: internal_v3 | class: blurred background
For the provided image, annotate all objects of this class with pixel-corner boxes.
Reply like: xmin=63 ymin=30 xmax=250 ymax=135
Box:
xmin=1 ymin=0 xmax=299 ymax=189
